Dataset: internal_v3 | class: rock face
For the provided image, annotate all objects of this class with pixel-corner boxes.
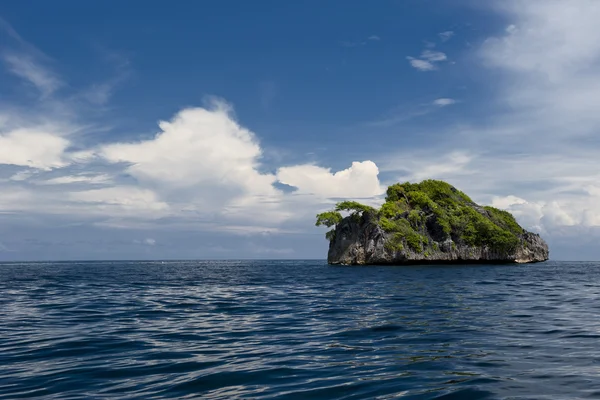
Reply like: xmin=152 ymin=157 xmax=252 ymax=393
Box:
xmin=327 ymin=212 xmax=549 ymax=265
xmin=320 ymin=180 xmax=549 ymax=265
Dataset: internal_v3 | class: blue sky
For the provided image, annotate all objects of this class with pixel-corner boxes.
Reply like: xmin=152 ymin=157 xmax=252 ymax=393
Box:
xmin=1 ymin=0 xmax=599 ymax=261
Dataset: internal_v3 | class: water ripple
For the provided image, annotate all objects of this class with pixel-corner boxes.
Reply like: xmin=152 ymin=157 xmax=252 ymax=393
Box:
xmin=1 ymin=260 xmax=600 ymax=399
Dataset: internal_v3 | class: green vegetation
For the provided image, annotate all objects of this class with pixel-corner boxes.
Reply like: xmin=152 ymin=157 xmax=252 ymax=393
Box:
xmin=334 ymin=201 xmax=376 ymax=215
xmin=315 ymin=179 xmax=525 ymax=252
xmin=315 ymin=211 xmax=342 ymax=228
xmin=379 ymin=217 xmax=427 ymax=252
xmin=484 ymin=206 xmax=524 ymax=235
xmin=315 ymin=210 xmax=343 ymax=242
xmin=315 ymin=202 xmax=376 ymax=242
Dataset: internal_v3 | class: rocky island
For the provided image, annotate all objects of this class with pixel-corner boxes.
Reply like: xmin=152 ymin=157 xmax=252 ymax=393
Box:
xmin=316 ymin=180 xmax=549 ymax=265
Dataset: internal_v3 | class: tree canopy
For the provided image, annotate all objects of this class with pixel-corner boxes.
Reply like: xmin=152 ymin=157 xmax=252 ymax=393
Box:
xmin=315 ymin=179 xmax=525 ymax=250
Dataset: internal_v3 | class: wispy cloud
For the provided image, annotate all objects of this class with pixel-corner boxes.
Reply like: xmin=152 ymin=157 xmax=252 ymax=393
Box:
xmin=4 ymin=3 xmax=600 ymax=259
xmin=368 ymin=97 xmax=456 ymax=127
xmin=133 ymin=238 xmax=156 ymax=246
xmin=421 ymin=50 xmax=447 ymax=62
xmin=407 ymin=57 xmax=436 ymax=71
xmin=439 ymin=31 xmax=455 ymax=42
xmin=36 ymin=174 xmax=112 ymax=185
xmin=432 ymin=98 xmax=456 ymax=106
xmin=2 ymin=53 xmax=62 ymax=97
xmin=407 ymin=50 xmax=447 ymax=71
xmin=77 ymin=49 xmax=132 ymax=106
xmin=383 ymin=1 xmax=600 ymax=247
xmin=0 ymin=17 xmax=63 ymax=98
xmin=341 ymin=35 xmax=381 ymax=47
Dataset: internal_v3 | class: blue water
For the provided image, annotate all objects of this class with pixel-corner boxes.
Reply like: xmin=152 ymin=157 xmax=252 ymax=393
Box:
xmin=1 ymin=261 xmax=600 ymax=399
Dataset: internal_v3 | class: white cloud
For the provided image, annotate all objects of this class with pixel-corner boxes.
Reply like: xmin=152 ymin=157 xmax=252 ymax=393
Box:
xmin=95 ymin=102 xmax=385 ymax=227
xmin=0 ymin=187 xmax=34 ymax=211
xmin=490 ymin=196 xmax=578 ymax=233
xmin=101 ymin=101 xmax=273 ymax=189
xmin=421 ymin=50 xmax=447 ymax=62
xmin=407 ymin=50 xmax=447 ymax=71
xmin=368 ymin=35 xmax=381 ymax=41
xmin=407 ymin=57 xmax=436 ymax=71
xmin=0 ymin=91 xmax=385 ymax=232
xmin=0 ymin=129 xmax=69 ymax=170
xmin=99 ymin=101 xmax=281 ymax=223
xmin=69 ymin=187 xmax=169 ymax=213
xmin=5 ymin=3 xmax=600 ymax=259
xmin=433 ymin=98 xmax=456 ymax=106
xmin=542 ymin=201 xmax=577 ymax=227
xmin=277 ymin=161 xmax=384 ymax=199
xmin=466 ymin=0 xmax=600 ymax=231
xmin=439 ymin=31 xmax=454 ymax=42
xmin=9 ymin=170 xmax=35 ymax=181
xmin=380 ymin=145 xmax=600 ymax=234
xmin=2 ymin=53 xmax=61 ymax=97
xmin=0 ymin=16 xmax=394 ymax=259
xmin=387 ymin=152 xmax=472 ymax=184
xmin=491 ymin=195 xmax=527 ymax=209
xmin=481 ymin=1 xmax=600 ymax=80
xmin=37 ymin=174 xmax=111 ymax=185
xmin=132 ymin=238 xmax=157 ymax=246
xmin=375 ymin=1 xmax=600 ymax=240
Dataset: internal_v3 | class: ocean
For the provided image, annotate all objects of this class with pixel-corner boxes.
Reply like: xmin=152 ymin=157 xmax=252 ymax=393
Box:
xmin=1 ymin=260 xmax=599 ymax=399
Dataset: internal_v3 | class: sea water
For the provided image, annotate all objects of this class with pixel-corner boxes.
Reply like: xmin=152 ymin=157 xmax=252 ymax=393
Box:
xmin=1 ymin=260 xmax=599 ymax=399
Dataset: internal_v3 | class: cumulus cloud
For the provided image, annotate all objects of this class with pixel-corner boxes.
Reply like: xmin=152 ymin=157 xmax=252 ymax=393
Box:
xmin=0 ymin=90 xmax=385 ymax=235
xmin=0 ymin=129 xmax=69 ymax=170
xmin=491 ymin=195 xmax=527 ymax=210
xmin=276 ymin=161 xmax=384 ymax=199
xmin=98 ymin=100 xmax=282 ymax=223
xmin=490 ymin=195 xmax=579 ymax=234
xmin=381 ymin=145 xmax=600 ymax=236
xmin=101 ymin=101 xmax=274 ymax=190
xmin=5 ymin=3 xmax=600 ymax=259
xmin=95 ymin=100 xmax=386 ymax=227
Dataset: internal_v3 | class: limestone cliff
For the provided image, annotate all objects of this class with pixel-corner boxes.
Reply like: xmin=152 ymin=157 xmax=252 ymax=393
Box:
xmin=316 ymin=180 xmax=549 ymax=265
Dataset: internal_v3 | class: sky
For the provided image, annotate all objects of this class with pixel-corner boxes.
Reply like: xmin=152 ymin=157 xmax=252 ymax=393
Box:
xmin=0 ymin=0 xmax=599 ymax=261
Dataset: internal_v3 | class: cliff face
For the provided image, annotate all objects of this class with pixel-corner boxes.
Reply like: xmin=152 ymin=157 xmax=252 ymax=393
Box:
xmin=327 ymin=212 xmax=549 ymax=265
xmin=319 ymin=180 xmax=549 ymax=265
